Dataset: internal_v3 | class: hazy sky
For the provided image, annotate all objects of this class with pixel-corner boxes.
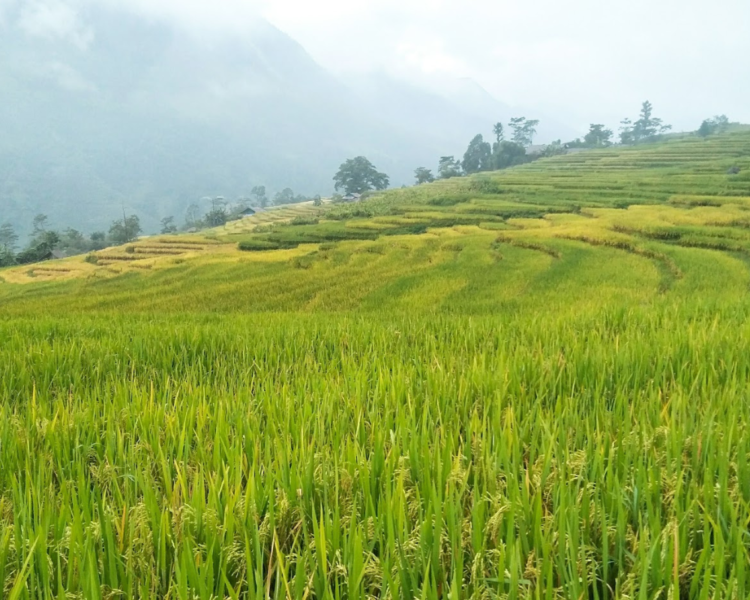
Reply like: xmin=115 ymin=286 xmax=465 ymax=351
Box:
xmin=4 ymin=0 xmax=750 ymax=133
xmin=265 ymin=0 xmax=750 ymax=133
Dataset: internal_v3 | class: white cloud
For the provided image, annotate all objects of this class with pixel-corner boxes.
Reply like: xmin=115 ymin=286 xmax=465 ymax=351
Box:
xmin=43 ymin=60 xmax=96 ymax=91
xmin=97 ymin=0 xmax=265 ymax=36
xmin=0 ymin=0 xmax=13 ymax=25
xmin=17 ymin=0 xmax=93 ymax=49
xmin=395 ymin=36 xmax=470 ymax=77
xmin=255 ymin=0 xmax=750 ymax=131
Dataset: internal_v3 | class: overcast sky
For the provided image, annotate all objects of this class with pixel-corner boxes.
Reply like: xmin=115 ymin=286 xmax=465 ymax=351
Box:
xmin=4 ymin=0 xmax=750 ymax=134
xmin=264 ymin=0 xmax=750 ymax=133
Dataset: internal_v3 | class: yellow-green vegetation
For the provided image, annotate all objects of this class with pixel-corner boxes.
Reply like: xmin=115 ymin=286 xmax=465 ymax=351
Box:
xmin=0 ymin=203 xmax=324 ymax=285
xmin=1 ymin=130 xmax=750 ymax=598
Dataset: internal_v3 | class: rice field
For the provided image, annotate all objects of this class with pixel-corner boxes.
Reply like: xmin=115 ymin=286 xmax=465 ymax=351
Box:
xmin=1 ymin=130 xmax=750 ymax=598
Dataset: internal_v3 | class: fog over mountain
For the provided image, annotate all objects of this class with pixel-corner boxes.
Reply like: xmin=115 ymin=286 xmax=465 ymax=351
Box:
xmin=0 ymin=1 xmax=575 ymax=238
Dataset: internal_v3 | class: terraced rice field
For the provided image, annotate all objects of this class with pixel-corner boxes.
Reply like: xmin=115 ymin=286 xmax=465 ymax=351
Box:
xmin=0 ymin=204 xmax=323 ymax=284
xmin=219 ymin=203 xmax=325 ymax=236
xmin=1 ymin=130 xmax=750 ymax=598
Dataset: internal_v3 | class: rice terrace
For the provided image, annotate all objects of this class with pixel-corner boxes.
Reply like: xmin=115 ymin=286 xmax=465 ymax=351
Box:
xmin=3 ymin=127 xmax=750 ymax=600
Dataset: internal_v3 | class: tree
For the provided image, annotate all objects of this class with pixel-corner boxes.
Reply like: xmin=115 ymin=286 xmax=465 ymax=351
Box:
xmin=697 ymin=120 xmax=713 ymax=138
xmin=714 ymin=115 xmax=729 ymax=128
xmin=509 ymin=117 xmax=539 ymax=146
xmin=57 ymin=228 xmax=87 ymax=255
xmin=509 ymin=117 xmax=526 ymax=145
xmin=414 ymin=167 xmax=435 ymax=185
xmin=619 ymin=118 xmax=634 ymax=144
xmin=583 ymin=124 xmax=613 ymax=147
xmin=313 ymin=195 xmax=323 ymax=207
xmin=274 ymin=188 xmax=296 ymax=205
xmin=462 ymin=134 xmax=493 ymax=174
xmin=713 ymin=115 xmax=730 ymax=131
xmin=0 ymin=247 xmax=14 ymax=267
xmin=211 ymin=196 xmax=227 ymax=212
xmin=15 ymin=215 xmax=62 ymax=263
xmin=108 ymin=215 xmax=141 ymax=245
xmin=540 ymin=140 xmax=567 ymax=157
xmin=0 ymin=222 xmax=18 ymax=252
xmin=523 ymin=119 xmax=539 ymax=146
xmin=90 ymin=232 xmax=107 ymax=250
xmin=32 ymin=213 xmax=48 ymax=234
xmin=438 ymin=156 xmax=463 ymax=179
xmin=631 ymin=101 xmax=671 ymax=142
xmin=161 ymin=216 xmax=178 ymax=234
xmin=185 ymin=203 xmax=202 ymax=228
xmin=204 ymin=207 xmax=228 ymax=227
xmin=491 ymin=141 xmax=527 ymax=170
xmin=698 ymin=115 xmax=730 ymax=137
xmin=16 ymin=230 xmax=60 ymax=264
xmin=333 ymin=157 xmax=389 ymax=194
xmin=251 ymin=186 xmax=268 ymax=208
xmin=493 ymin=123 xmax=505 ymax=144
xmin=0 ymin=222 xmax=16 ymax=267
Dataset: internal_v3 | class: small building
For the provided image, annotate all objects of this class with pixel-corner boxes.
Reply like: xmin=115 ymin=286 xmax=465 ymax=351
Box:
xmin=342 ymin=193 xmax=362 ymax=202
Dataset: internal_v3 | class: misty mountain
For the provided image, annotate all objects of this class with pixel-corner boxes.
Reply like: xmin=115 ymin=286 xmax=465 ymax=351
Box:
xmin=349 ymin=73 xmax=577 ymax=151
xmin=425 ymin=77 xmax=576 ymax=144
xmin=346 ymin=73 xmax=513 ymax=150
xmin=0 ymin=3 xmax=573 ymax=238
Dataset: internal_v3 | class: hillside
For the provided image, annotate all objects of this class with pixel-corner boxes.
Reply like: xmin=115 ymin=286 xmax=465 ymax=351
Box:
xmin=2 ymin=132 xmax=750 ymax=598
xmin=2 ymin=130 xmax=750 ymax=312
xmin=0 ymin=2 xmax=562 ymax=240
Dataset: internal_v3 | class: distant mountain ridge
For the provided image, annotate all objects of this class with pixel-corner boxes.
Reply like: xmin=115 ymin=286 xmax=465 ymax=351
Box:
xmin=0 ymin=2 xmax=574 ymax=238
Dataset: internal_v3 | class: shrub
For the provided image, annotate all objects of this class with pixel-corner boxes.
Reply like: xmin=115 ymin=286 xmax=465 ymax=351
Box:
xmin=428 ymin=195 xmax=472 ymax=207
xmin=289 ymin=216 xmax=320 ymax=226
xmin=468 ymin=179 xmax=505 ymax=194
xmin=238 ymin=240 xmax=284 ymax=252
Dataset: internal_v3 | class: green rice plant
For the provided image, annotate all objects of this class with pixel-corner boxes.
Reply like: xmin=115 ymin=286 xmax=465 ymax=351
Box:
xmin=1 ymin=129 xmax=750 ymax=598
xmin=1 ymin=307 xmax=750 ymax=598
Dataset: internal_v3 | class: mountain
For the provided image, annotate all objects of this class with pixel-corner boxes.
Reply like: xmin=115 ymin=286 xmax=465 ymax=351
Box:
xmin=0 ymin=2 xmax=574 ymax=239
xmin=346 ymin=73 xmax=510 ymax=152
xmin=0 ymin=6 xmax=394 ymax=236
xmin=406 ymin=75 xmax=578 ymax=143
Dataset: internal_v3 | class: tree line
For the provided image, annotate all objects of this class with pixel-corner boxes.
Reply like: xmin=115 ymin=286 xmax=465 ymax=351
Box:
xmin=411 ymin=101 xmax=679 ymax=184
xmin=328 ymin=116 xmax=543 ymax=194
xmin=0 ymin=213 xmax=146 ymax=267
xmin=0 ymin=185 xmax=321 ymax=266
xmin=336 ymin=102 xmax=729 ymax=192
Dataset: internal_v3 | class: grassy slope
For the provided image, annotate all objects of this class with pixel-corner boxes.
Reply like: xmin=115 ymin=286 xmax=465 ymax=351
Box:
xmin=1 ymin=131 xmax=750 ymax=598
xmin=2 ymin=130 xmax=750 ymax=314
